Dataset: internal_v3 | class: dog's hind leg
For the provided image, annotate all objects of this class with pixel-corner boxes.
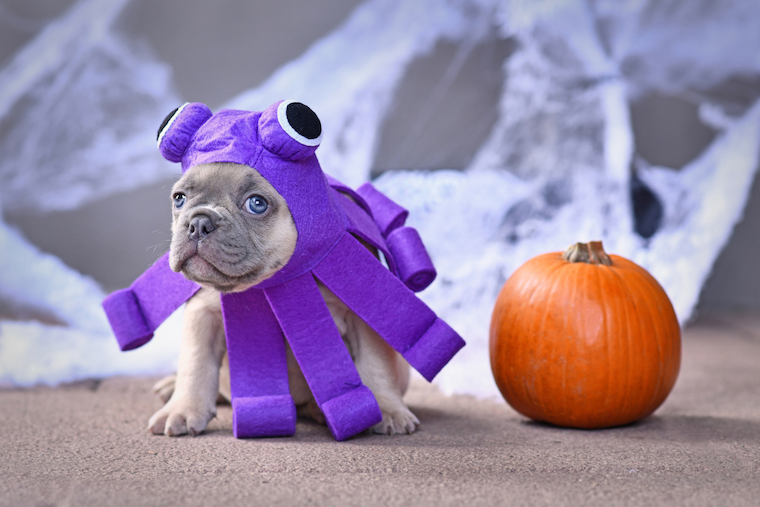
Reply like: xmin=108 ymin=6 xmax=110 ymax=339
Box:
xmin=349 ymin=313 xmax=419 ymax=435
xmin=319 ymin=282 xmax=418 ymax=435
xmin=152 ymin=374 xmax=177 ymax=404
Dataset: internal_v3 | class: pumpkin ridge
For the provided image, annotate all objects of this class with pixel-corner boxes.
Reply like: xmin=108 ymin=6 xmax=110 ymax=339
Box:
xmin=551 ymin=260 xmax=591 ymax=425
xmin=525 ymin=255 xmax=566 ymax=308
xmin=563 ymin=263 xmax=582 ymax=422
xmin=581 ymin=260 xmax=602 ymax=426
xmin=642 ymin=278 xmax=667 ymax=416
xmin=557 ymin=261 xmax=578 ymax=423
xmin=613 ymin=262 xmax=639 ymax=426
xmin=593 ymin=262 xmax=613 ymax=427
xmin=489 ymin=286 xmax=508 ymax=400
xmin=643 ymin=272 xmax=671 ymax=416
xmin=534 ymin=263 xmax=567 ymax=421
xmin=609 ymin=260 xmax=674 ymax=421
xmin=489 ymin=258 xmax=557 ymax=418
xmin=626 ymin=269 xmax=660 ymax=417
xmin=616 ymin=262 xmax=654 ymax=424
xmin=524 ymin=256 xmax=573 ymax=422
xmin=512 ymin=295 xmax=537 ymax=419
xmin=640 ymin=266 xmax=677 ymax=415
xmin=496 ymin=279 xmax=527 ymax=411
xmin=588 ymin=258 xmax=620 ymax=427
xmin=636 ymin=269 xmax=679 ymax=416
xmin=609 ymin=263 xmax=649 ymax=424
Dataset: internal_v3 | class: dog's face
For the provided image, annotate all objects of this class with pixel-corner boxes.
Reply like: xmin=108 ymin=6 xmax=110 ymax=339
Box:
xmin=169 ymin=162 xmax=297 ymax=292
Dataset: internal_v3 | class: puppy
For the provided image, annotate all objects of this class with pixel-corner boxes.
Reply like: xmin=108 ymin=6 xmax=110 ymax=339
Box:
xmin=147 ymin=162 xmax=419 ymax=437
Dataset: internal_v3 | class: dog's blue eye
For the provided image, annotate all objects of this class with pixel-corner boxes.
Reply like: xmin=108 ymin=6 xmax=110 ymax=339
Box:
xmin=246 ymin=195 xmax=268 ymax=215
xmin=173 ymin=193 xmax=186 ymax=209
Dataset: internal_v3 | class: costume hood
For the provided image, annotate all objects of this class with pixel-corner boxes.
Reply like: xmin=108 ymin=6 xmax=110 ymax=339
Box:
xmin=156 ymin=100 xmax=346 ymax=287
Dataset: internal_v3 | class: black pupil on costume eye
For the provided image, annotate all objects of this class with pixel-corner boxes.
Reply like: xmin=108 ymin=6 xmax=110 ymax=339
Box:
xmin=174 ymin=193 xmax=186 ymax=209
xmin=286 ymin=102 xmax=321 ymax=140
xmin=247 ymin=196 xmax=268 ymax=214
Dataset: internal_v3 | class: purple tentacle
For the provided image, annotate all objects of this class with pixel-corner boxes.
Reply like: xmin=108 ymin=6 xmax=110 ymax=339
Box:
xmin=356 ymin=182 xmax=408 ymax=237
xmin=102 ymin=252 xmax=200 ymax=351
xmin=312 ymin=233 xmax=465 ymax=382
xmin=333 ymin=189 xmax=398 ymax=276
xmin=264 ymin=273 xmax=382 ymax=440
xmin=386 ymin=226 xmax=436 ymax=292
xmin=221 ymin=288 xmax=296 ymax=438
xmin=352 ymin=182 xmax=436 ymax=292
xmin=326 ymin=174 xmax=373 ymax=217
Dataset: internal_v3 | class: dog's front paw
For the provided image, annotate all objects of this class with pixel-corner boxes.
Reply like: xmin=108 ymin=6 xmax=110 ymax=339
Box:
xmin=372 ymin=406 xmax=419 ymax=435
xmin=148 ymin=400 xmax=216 ymax=437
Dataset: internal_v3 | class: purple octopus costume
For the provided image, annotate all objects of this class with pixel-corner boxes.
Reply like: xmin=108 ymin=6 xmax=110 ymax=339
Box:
xmin=102 ymin=100 xmax=465 ymax=441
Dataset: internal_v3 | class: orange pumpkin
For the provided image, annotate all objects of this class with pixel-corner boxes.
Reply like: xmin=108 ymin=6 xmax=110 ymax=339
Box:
xmin=489 ymin=241 xmax=681 ymax=429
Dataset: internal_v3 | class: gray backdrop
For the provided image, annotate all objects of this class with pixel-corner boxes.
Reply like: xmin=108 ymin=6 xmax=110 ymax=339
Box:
xmin=1 ymin=0 xmax=758 ymax=316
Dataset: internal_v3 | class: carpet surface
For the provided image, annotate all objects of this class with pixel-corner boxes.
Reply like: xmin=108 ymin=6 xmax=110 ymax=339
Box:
xmin=1 ymin=313 xmax=759 ymax=506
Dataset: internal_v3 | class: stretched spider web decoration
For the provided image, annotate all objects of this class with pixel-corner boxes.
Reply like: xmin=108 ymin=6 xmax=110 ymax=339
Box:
xmin=1 ymin=0 xmax=759 ymax=399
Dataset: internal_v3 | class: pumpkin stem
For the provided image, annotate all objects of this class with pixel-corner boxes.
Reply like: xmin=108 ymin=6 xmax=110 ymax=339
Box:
xmin=562 ymin=241 xmax=612 ymax=266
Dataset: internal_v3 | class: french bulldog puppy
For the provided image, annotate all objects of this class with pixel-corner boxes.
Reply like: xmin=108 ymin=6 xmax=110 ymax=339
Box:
xmin=147 ymin=162 xmax=418 ymax=437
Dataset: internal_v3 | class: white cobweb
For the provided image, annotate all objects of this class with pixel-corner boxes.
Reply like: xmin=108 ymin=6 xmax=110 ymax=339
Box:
xmin=0 ymin=0 xmax=184 ymax=386
xmin=1 ymin=0 xmax=759 ymax=398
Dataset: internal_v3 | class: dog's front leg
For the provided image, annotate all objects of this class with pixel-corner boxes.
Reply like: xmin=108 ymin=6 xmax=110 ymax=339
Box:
xmin=148 ymin=287 xmax=225 ymax=436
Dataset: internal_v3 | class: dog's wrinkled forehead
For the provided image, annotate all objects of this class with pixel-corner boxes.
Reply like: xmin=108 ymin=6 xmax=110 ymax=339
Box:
xmin=174 ymin=163 xmax=276 ymax=205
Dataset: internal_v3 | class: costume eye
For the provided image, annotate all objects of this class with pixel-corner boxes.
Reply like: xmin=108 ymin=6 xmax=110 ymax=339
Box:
xmin=246 ymin=195 xmax=268 ymax=215
xmin=173 ymin=193 xmax=186 ymax=209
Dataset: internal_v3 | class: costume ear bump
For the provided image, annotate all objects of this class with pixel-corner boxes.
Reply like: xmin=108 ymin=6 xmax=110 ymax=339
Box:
xmin=259 ymin=100 xmax=322 ymax=161
xmin=157 ymin=102 xmax=213 ymax=163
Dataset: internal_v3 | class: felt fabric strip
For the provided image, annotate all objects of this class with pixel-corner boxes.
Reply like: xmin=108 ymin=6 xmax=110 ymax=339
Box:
xmin=332 ymin=182 xmax=434 ymax=292
xmin=263 ymin=272 xmax=382 ymax=440
xmin=220 ymin=288 xmax=296 ymax=438
xmin=325 ymin=174 xmax=373 ymax=216
xmin=231 ymin=395 xmax=297 ymax=439
xmin=102 ymin=253 xmax=200 ymax=351
xmin=333 ymin=189 xmax=398 ymax=277
xmin=356 ymin=183 xmax=409 ymax=237
xmin=312 ymin=232 xmax=465 ymax=382
xmin=385 ymin=226 xmax=436 ymax=292
xmin=102 ymin=289 xmax=150 ymax=351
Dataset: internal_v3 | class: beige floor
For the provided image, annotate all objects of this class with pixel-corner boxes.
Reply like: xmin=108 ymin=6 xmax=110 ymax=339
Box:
xmin=1 ymin=313 xmax=759 ymax=507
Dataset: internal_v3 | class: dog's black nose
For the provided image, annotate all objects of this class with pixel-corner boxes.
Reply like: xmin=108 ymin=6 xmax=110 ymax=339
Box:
xmin=188 ymin=215 xmax=216 ymax=240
